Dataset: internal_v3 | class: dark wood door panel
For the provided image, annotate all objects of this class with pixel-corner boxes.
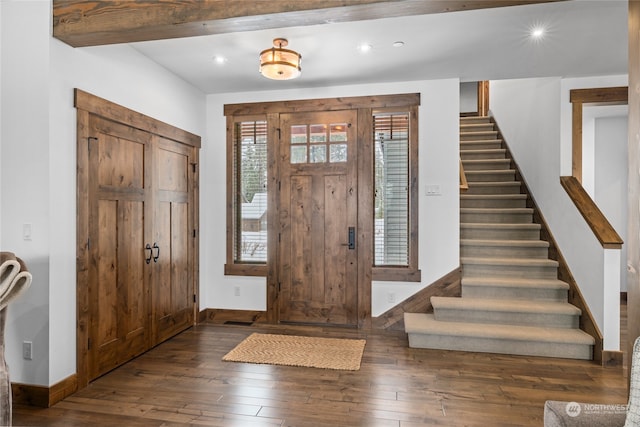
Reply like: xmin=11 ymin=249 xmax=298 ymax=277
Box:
xmin=279 ymin=110 xmax=358 ymax=326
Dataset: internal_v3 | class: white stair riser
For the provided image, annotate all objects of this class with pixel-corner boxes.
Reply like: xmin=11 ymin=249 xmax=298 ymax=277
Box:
xmin=461 ymin=244 xmax=548 ymax=258
xmin=460 ymin=226 xmax=541 ymax=240
xmin=462 ymin=263 xmax=558 ymax=279
xmin=460 ymin=211 xmax=533 ymax=224
xmin=407 ymin=333 xmax=592 ymax=360
xmin=434 ymin=308 xmax=579 ymax=328
xmin=461 ymin=285 xmax=568 ymax=302
xmin=461 ymin=198 xmax=527 ymax=209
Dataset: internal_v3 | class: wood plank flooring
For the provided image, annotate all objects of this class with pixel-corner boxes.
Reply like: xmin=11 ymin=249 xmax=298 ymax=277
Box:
xmin=14 ymin=319 xmax=628 ymax=426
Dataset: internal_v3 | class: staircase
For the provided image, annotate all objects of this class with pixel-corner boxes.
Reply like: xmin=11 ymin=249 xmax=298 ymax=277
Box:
xmin=404 ymin=116 xmax=595 ymax=360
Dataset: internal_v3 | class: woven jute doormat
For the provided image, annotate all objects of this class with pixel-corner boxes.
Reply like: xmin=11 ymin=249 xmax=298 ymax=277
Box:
xmin=222 ymin=333 xmax=366 ymax=371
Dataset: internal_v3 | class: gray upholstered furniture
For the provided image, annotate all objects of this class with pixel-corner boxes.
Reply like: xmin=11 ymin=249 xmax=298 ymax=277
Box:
xmin=544 ymin=336 xmax=640 ymax=427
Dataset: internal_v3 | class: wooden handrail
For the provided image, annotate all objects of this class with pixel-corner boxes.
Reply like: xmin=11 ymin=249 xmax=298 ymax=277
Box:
xmin=560 ymin=176 xmax=623 ymax=249
xmin=459 ymin=159 xmax=469 ymax=193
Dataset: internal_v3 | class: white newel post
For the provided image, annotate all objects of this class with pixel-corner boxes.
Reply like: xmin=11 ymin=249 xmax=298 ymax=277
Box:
xmin=603 ymin=248 xmax=622 ymax=351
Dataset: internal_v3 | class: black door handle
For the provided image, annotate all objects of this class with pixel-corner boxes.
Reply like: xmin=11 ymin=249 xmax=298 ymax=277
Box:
xmin=145 ymin=244 xmax=152 ymax=264
xmin=348 ymin=227 xmax=355 ymax=250
xmin=152 ymin=243 xmax=160 ymax=263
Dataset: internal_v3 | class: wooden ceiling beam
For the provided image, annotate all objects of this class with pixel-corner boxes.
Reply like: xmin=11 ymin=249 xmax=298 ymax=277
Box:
xmin=53 ymin=0 xmax=564 ymax=47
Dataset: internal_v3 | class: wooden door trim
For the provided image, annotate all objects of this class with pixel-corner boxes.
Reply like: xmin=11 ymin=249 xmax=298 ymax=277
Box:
xmin=75 ymin=89 xmax=201 ymax=389
xmin=225 ymin=94 xmax=420 ymax=328
xmin=224 ymin=93 xmax=420 ymax=116
xmin=74 ymin=89 xmax=201 ymax=148
xmin=569 ymin=86 xmax=627 ymax=183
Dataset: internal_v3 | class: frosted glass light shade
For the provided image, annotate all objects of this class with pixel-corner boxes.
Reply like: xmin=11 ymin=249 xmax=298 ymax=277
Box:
xmin=259 ymin=38 xmax=302 ymax=80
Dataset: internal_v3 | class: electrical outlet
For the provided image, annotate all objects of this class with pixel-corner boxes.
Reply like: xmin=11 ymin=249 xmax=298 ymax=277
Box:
xmin=234 ymin=286 xmax=241 ymax=297
xmin=387 ymin=292 xmax=396 ymax=304
xmin=23 ymin=341 xmax=32 ymax=360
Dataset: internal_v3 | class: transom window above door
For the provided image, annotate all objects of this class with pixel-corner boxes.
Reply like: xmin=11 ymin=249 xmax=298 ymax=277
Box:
xmin=289 ymin=123 xmax=348 ymax=164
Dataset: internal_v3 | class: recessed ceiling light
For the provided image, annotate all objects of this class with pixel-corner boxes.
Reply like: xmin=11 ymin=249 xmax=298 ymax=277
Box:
xmin=392 ymin=41 xmax=405 ymax=48
xmin=531 ymin=27 xmax=545 ymax=39
xmin=213 ymin=55 xmax=227 ymax=65
xmin=358 ymin=43 xmax=373 ymax=53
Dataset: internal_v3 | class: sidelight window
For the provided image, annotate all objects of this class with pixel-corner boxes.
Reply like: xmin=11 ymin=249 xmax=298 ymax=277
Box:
xmin=374 ymin=113 xmax=410 ymax=265
xmin=372 ymin=107 xmax=420 ymax=281
xmin=231 ymin=119 xmax=268 ymax=265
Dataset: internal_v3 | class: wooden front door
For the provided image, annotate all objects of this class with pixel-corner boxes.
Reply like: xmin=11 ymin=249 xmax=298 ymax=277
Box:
xmin=278 ymin=110 xmax=358 ymax=326
xmin=86 ymin=115 xmax=196 ymax=380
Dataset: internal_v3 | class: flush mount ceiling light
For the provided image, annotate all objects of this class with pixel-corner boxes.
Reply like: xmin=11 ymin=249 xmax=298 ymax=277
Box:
xmin=259 ymin=38 xmax=302 ymax=80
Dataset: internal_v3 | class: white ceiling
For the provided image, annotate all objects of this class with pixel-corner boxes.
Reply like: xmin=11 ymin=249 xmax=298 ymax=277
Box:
xmin=123 ymin=0 xmax=627 ymax=95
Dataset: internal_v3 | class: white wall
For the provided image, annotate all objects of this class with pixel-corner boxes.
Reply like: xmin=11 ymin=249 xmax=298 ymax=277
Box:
xmin=1 ymin=0 xmax=51 ymax=386
xmin=460 ymin=82 xmax=478 ymax=113
xmin=203 ymin=79 xmax=460 ymax=317
xmin=490 ymin=76 xmax=625 ymax=350
xmin=1 ymin=0 xmax=206 ymax=386
xmin=595 ymin=115 xmax=628 ymax=292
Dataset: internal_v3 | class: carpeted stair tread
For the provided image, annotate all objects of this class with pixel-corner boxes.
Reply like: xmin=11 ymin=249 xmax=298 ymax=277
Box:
xmin=460 ymin=116 xmax=491 ymax=123
xmin=431 ymin=296 xmax=581 ymax=316
xmin=461 ymin=223 xmax=542 ymax=240
xmin=461 ymin=159 xmax=512 ymax=170
xmin=404 ymin=313 xmax=594 ymax=345
xmin=461 ymin=223 xmax=541 ymax=230
xmin=460 ymin=148 xmax=506 ymax=156
xmin=460 ymin=239 xmax=549 ymax=248
xmin=461 ymin=130 xmax=498 ymax=138
xmin=462 ymin=276 xmax=570 ymax=290
xmin=461 ymin=207 xmax=533 ymax=214
xmin=461 ymin=194 xmax=527 ymax=201
xmin=461 ymin=139 xmax=503 ymax=145
xmin=460 ymin=124 xmax=495 ymax=132
xmin=460 ymin=140 xmax=504 ymax=150
xmin=461 ymin=256 xmax=558 ymax=268
xmin=466 ymin=181 xmax=522 ymax=192
xmin=464 ymin=170 xmax=516 ymax=181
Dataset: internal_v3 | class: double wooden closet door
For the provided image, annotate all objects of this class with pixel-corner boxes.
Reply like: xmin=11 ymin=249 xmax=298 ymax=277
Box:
xmin=77 ymin=92 xmax=199 ymax=383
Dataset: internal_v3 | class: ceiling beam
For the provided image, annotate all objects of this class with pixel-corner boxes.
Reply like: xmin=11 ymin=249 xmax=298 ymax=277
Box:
xmin=53 ymin=0 xmax=564 ymax=47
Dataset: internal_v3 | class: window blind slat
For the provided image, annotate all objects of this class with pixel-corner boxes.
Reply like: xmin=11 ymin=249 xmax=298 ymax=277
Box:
xmin=374 ymin=113 xmax=410 ymax=266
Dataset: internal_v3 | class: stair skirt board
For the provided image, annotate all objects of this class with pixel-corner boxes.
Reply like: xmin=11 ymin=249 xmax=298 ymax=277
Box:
xmin=405 ymin=313 xmax=594 ymax=360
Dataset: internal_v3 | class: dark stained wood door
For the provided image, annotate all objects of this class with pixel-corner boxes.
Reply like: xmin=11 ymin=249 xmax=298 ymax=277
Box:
xmin=151 ymin=135 xmax=196 ymax=345
xmin=86 ymin=116 xmax=196 ymax=380
xmin=279 ymin=110 xmax=358 ymax=326
xmin=87 ymin=115 xmax=152 ymax=379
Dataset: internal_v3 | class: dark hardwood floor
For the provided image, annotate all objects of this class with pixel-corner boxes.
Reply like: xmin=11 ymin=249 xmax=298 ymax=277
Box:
xmin=14 ymin=311 xmax=629 ymax=427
